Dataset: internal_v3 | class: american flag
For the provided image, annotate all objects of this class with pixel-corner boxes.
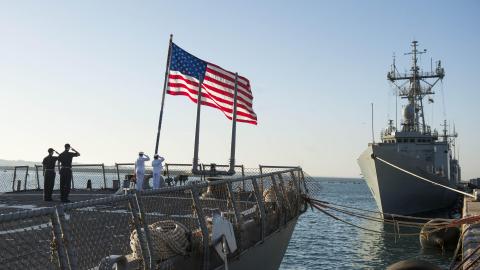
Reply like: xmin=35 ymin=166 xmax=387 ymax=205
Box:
xmin=167 ymin=43 xmax=257 ymax=125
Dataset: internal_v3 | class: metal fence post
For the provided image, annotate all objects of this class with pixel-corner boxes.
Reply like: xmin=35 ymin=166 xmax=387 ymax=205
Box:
xmin=259 ymin=165 xmax=264 ymax=194
xmin=127 ymin=193 xmax=152 ymax=270
xmin=289 ymin=170 xmax=300 ymax=215
xmin=300 ymin=170 xmax=308 ymax=193
xmin=270 ymin=174 xmax=285 ymax=227
xmin=251 ymin=177 xmax=266 ymax=241
xmin=115 ymin=163 xmax=121 ymax=185
xmin=35 ymin=165 xmax=41 ymax=190
xmin=133 ymin=192 xmax=154 ymax=269
xmin=290 ymin=171 xmax=299 ymax=192
xmin=55 ymin=205 xmax=78 ymax=270
xmin=241 ymin=165 xmax=246 ymax=190
xmin=227 ymin=181 xmax=242 ymax=226
xmin=71 ymin=168 xmax=75 ymax=190
xmin=277 ymin=173 xmax=292 ymax=223
xmin=50 ymin=210 xmax=70 ymax=270
xmin=101 ymin=163 xmax=107 ymax=189
xmin=134 ymin=192 xmax=154 ymax=270
xmin=190 ymin=185 xmax=210 ymax=270
xmin=24 ymin=167 xmax=29 ymax=191
xmin=12 ymin=167 xmax=17 ymax=192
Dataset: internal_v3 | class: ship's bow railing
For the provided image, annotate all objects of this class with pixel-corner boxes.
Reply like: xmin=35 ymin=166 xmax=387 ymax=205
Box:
xmin=0 ymin=166 xmax=309 ymax=270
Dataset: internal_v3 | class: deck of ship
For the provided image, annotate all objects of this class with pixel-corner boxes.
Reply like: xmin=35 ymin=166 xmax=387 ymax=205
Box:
xmin=0 ymin=167 xmax=308 ymax=270
xmin=0 ymin=189 xmax=117 ymax=214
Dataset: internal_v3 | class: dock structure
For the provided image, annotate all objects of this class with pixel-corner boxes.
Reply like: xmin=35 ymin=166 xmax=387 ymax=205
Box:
xmin=462 ymin=196 xmax=480 ymax=269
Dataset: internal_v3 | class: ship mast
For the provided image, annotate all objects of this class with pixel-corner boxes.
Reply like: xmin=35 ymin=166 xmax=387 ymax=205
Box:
xmin=387 ymin=41 xmax=445 ymax=134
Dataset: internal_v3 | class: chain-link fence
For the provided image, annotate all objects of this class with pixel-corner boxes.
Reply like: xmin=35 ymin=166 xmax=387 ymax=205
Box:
xmin=63 ymin=197 xmax=135 ymax=269
xmin=0 ymin=166 xmax=308 ymax=270
xmin=0 ymin=208 xmax=68 ymax=270
xmin=0 ymin=164 xmax=109 ymax=193
xmin=0 ymin=163 xmax=257 ymax=193
xmin=0 ymin=166 xmax=35 ymax=192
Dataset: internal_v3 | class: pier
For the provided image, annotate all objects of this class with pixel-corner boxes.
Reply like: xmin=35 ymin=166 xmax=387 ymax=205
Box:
xmin=461 ymin=195 xmax=480 ymax=269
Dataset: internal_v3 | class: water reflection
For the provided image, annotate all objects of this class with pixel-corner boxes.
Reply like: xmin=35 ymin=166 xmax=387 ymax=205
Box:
xmin=280 ymin=178 xmax=453 ymax=269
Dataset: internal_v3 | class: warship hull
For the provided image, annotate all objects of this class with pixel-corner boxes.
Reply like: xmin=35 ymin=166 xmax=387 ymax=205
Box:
xmin=216 ymin=217 xmax=298 ymax=270
xmin=358 ymin=144 xmax=458 ymax=216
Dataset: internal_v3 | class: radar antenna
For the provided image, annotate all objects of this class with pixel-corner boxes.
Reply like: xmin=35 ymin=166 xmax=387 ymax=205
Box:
xmin=387 ymin=41 xmax=445 ymax=134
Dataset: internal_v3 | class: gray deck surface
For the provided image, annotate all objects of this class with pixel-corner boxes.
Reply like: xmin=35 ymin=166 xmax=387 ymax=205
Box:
xmin=0 ymin=189 xmax=117 ymax=214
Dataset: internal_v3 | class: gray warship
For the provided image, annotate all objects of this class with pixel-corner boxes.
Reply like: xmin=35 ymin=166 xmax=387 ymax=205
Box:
xmin=358 ymin=41 xmax=460 ymax=216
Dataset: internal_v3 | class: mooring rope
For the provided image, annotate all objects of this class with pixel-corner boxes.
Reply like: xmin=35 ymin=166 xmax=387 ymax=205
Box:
xmin=307 ymin=197 xmax=451 ymax=225
xmin=310 ymin=197 xmax=445 ymax=222
xmin=374 ymin=156 xmax=475 ymax=198
xmin=450 ymin=228 xmax=470 ymax=269
xmin=304 ymin=196 xmax=480 ymax=241
xmin=307 ymin=199 xmax=448 ymax=237
xmin=317 ymin=202 xmax=444 ymax=229
xmin=305 ymin=197 xmax=480 ymax=270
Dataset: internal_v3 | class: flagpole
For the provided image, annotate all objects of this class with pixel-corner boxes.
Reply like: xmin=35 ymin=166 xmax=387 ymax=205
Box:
xmin=154 ymin=34 xmax=173 ymax=154
xmin=192 ymin=76 xmax=204 ymax=174
xmin=228 ymin=73 xmax=239 ymax=175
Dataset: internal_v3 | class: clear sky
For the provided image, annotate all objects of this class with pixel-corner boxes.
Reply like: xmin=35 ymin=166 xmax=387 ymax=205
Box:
xmin=0 ymin=1 xmax=479 ymax=179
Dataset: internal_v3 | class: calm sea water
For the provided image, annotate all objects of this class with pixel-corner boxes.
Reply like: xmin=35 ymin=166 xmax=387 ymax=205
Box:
xmin=280 ymin=178 xmax=453 ymax=270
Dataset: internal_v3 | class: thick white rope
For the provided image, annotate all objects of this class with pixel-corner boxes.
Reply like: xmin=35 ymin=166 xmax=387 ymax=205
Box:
xmin=375 ymin=156 xmax=475 ymax=198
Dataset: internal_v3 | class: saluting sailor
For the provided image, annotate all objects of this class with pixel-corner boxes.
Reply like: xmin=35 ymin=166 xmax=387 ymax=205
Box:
xmin=58 ymin=143 xmax=80 ymax=203
xmin=135 ymin=152 xmax=150 ymax=191
xmin=152 ymin=154 xmax=165 ymax=189
xmin=42 ymin=148 xmax=59 ymax=201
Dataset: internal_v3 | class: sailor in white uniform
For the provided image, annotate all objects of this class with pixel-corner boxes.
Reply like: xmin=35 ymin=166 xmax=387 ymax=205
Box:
xmin=135 ymin=151 xmax=150 ymax=191
xmin=152 ymin=154 xmax=165 ymax=189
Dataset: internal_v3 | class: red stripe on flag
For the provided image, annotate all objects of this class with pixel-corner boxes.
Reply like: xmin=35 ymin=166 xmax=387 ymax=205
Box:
xmin=167 ymin=90 xmax=257 ymax=123
xmin=167 ymin=68 xmax=257 ymax=124
xmin=167 ymin=77 xmax=257 ymax=120
xmin=202 ymin=80 xmax=253 ymax=108
xmin=205 ymin=67 xmax=253 ymax=98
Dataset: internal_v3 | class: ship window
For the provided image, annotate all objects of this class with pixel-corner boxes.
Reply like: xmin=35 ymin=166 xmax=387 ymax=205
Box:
xmin=410 ymin=139 xmax=415 ymax=143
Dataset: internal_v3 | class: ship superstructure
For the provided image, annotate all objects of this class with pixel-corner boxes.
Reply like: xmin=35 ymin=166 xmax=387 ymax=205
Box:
xmin=358 ymin=41 xmax=460 ymax=216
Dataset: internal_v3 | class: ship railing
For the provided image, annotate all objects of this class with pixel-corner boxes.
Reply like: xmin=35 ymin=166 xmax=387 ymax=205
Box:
xmin=388 ymin=70 xmax=444 ymax=81
xmin=0 ymin=166 xmax=309 ymax=270
xmin=0 ymin=163 xmax=250 ymax=193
